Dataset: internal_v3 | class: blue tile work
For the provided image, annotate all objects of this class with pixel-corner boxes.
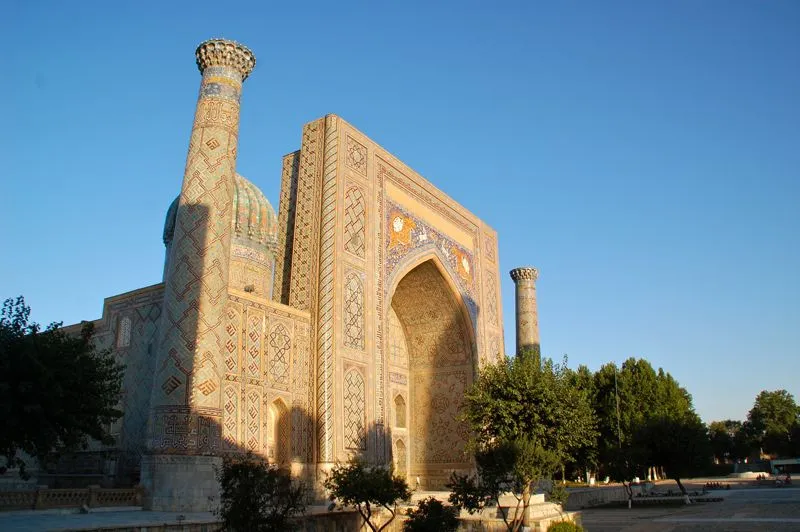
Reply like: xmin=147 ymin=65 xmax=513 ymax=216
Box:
xmin=385 ymin=200 xmax=479 ymax=327
xmin=198 ymin=66 xmax=241 ymax=102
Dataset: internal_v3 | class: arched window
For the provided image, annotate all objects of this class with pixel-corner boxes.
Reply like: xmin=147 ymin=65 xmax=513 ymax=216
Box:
xmin=271 ymin=399 xmax=290 ymax=464
xmin=395 ymin=439 xmax=407 ymax=478
xmin=394 ymin=395 xmax=406 ymax=428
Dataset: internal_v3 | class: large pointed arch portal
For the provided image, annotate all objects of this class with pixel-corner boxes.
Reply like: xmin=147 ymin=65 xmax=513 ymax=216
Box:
xmin=388 ymin=259 xmax=474 ymax=488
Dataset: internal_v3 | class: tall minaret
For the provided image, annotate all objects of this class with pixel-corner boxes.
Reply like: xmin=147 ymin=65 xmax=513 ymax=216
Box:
xmin=142 ymin=39 xmax=255 ymax=512
xmin=510 ymin=267 xmax=540 ymax=356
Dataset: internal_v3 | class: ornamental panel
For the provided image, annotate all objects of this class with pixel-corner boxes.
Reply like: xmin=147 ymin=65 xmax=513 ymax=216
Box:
xmin=268 ymin=323 xmax=291 ymax=385
xmin=343 ymin=186 xmax=366 ymax=258
xmin=343 ymin=368 xmax=366 ymax=450
xmin=343 ymin=271 xmax=365 ymax=350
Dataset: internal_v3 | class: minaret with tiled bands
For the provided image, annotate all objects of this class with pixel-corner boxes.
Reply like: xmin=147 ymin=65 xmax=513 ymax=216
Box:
xmin=143 ymin=39 xmax=255 ymax=512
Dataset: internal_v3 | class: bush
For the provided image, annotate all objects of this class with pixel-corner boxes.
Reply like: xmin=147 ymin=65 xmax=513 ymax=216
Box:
xmin=324 ymin=461 xmax=411 ymax=532
xmin=547 ymin=521 xmax=583 ymax=532
xmin=216 ymin=453 xmax=306 ymax=531
xmin=404 ymin=497 xmax=459 ymax=532
xmin=547 ymin=483 xmax=570 ymax=507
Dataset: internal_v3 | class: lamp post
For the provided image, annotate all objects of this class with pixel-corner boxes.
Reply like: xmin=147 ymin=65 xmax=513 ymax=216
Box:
xmin=615 ymin=364 xmax=622 ymax=449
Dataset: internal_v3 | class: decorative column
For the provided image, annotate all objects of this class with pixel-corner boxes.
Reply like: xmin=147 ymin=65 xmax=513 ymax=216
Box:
xmin=509 ymin=267 xmax=540 ymax=356
xmin=142 ymin=39 xmax=255 ymax=512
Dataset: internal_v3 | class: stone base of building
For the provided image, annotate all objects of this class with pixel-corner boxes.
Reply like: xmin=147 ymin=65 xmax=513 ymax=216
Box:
xmin=140 ymin=454 xmax=222 ymax=512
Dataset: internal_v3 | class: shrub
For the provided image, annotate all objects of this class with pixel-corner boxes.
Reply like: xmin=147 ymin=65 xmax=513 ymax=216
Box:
xmin=215 ymin=452 xmax=306 ymax=531
xmin=404 ymin=497 xmax=459 ymax=532
xmin=547 ymin=521 xmax=584 ymax=532
xmin=324 ymin=460 xmax=411 ymax=532
xmin=547 ymin=483 xmax=570 ymax=508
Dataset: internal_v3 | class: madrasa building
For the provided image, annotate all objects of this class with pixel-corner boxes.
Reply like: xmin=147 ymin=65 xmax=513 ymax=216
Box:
xmin=65 ymin=39 xmax=541 ymax=511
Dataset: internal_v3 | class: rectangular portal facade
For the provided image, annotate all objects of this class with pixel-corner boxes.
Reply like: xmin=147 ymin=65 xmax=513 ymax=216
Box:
xmin=273 ymin=115 xmax=504 ymax=488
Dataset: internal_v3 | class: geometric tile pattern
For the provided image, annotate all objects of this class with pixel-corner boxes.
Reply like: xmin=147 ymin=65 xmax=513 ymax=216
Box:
xmin=316 ymin=116 xmax=339 ymax=462
xmin=291 ymin=323 xmax=313 ymax=463
xmin=412 ymin=370 xmax=469 ymax=464
xmin=204 ymin=293 xmax=311 ymax=463
xmin=343 ymin=186 xmax=366 ymax=258
xmin=162 ymin=375 xmax=181 ymax=395
xmin=343 ymin=368 xmax=366 ymax=450
xmin=343 ymin=271 xmax=365 ymax=350
xmin=117 ymin=316 xmax=132 ymax=348
xmin=289 ymin=121 xmax=324 ymax=312
xmin=268 ymin=323 xmax=291 ymax=385
xmin=197 ymin=379 xmax=217 ymax=396
xmin=224 ymin=304 xmax=240 ymax=373
xmin=485 ymin=271 xmax=499 ymax=326
xmin=223 ymin=386 xmax=238 ymax=451
xmin=246 ymin=313 xmax=262 ymax=376
xmin=246 ymin=389 xmax=260 ymax=451
xmin=346 ymin=135 xmax=367 ymax=176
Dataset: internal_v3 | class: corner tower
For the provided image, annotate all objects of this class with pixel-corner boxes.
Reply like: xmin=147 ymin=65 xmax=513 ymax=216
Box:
xmin=142 ymin=39 xmax=255 ymax=511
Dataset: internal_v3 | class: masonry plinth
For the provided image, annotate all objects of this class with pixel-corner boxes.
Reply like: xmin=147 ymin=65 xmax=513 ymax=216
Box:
xmin=510 ymin=267 xmax=540 ymax=356
xmin=143 ymin=39 xmax=255 ymax=512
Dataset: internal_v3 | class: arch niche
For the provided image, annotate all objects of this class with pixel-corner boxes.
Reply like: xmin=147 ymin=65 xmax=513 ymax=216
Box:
xmin=388 ymin=257 xmax=475 ymax=489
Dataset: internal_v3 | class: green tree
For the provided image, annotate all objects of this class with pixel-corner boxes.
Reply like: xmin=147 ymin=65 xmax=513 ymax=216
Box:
xmin=604 ymin=443 xmax=648 ymax=508
xmin=324 ymin=461 xmax=411 ymax=532
xmin=455 ymin=348 xmax=596 ymax=530
xmin=708 ymin=420 xmax=755 ymax=463
xmin=567 ymin=364 xmax=598 ymax=480
xmin=403 ymin=497 xmax=459 ymax=532
xmin=0 ymin=297 xmax=123 ymax=477
xmin=732 ymin=421 xmax=760 ymax=461
xmin=215 ymin=453 xmax=306 ymax=531
xmin=635 ymin=413 xmax=712 ymax=497
xmin=747 ymin=390 xmax=800 ymax=457
xmin=708 ymin=420 xmax=738 ymax=463
xmin=448 ymin=437 xmax=559 ymax=532
xmin=594 ymin=358 xmax=696 ymax=483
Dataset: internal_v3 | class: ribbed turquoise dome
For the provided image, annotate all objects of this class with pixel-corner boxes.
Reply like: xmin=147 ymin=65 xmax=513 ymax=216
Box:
xmin=163 ymin=174 xmax=278 ymax=252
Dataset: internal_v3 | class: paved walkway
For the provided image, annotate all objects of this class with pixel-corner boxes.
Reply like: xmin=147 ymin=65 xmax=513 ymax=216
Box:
xmin=0 ymin=508 xmax=217 ymax=532
xmin=580 ymin=487 xmax=800 ymax=531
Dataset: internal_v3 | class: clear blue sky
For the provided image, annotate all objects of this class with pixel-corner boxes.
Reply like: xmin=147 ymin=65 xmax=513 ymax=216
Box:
xmin=2 ymin=1 xmax=798 ymax=424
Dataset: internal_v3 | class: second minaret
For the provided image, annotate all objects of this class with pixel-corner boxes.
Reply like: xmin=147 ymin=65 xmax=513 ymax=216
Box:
xmin=510 ymin=266 xmax=540 ymax=356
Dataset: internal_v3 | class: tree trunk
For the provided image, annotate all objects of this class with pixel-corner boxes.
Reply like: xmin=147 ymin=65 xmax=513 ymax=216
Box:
xmin=623 ymin=481 xmax=633 ymax=509
xmin=675 ymin=477 xmax=692 ymax=505
xmin=561 ymin=465 xmax=566 ymax=484
xmin=377 ymin=504 xmax=397 ymax=532
xmin=521 ymin=482 xmax=532 ymax=530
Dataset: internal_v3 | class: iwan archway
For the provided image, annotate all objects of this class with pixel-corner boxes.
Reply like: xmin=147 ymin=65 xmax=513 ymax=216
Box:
xmin=387 ymin=257 xmax=475 ymax=489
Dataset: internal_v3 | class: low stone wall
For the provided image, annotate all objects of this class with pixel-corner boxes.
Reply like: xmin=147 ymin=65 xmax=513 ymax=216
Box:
xmin=0 ymin=486 xmax=143 ymax=511
xmin=565 ymin=483 xmax=653 ymax=510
